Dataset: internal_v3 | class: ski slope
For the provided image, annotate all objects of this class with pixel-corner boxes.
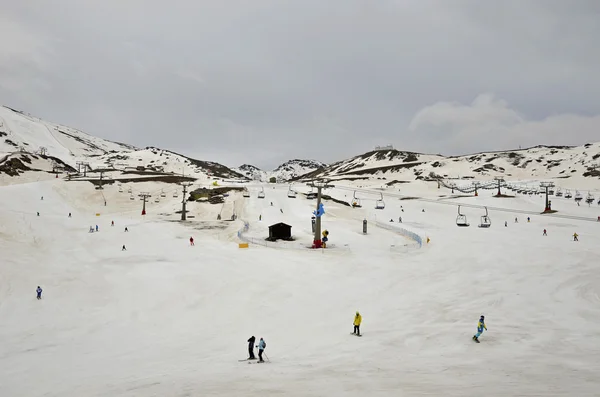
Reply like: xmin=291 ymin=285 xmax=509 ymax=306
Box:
xmin=1 ymin=178 xmax=600 ymax=396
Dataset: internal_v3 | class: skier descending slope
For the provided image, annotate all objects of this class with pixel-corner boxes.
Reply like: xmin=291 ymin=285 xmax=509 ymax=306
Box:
xmin=247 ymin=336 xmax=256 ymax=360
xmin=473 ymin=315 xmax=487 ymax=343
xmin=353 ymin=312 xmax=362 ymax=336
xmin=257 ymin=338 xmax=266 ymax=362
xmin=36 ymin=286 xmax=42 ymax=300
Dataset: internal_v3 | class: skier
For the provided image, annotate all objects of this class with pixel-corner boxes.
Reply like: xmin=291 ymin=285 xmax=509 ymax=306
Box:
xmin=111 ymin=220 xmax=114 ymax=227
xmin=190 ymin=237 xmax=194 ymax=246
xmin=95 ymin=225 xmax=99 ymax=232
xmin=504 ymin=221 xmax=507 ymax=227
xmin=399 ymin=217 xmax=402 ymax=223
xmin=89 ymin=226 xmax=94 ymax=233
xmin=515 ymin=217 xmax=518 ymax=223
xmin=259 ymin=215 xmax=262 ymax=221
xmin=68 ymin=212 xmax=71 ymax=218
xmin=543 ymin=229 xmax=547 ymax=236
xmin=36 ymin=286 xmax=42 ymax=300
xmin=527 ymin=217 xmax=531 ymax=223
xmin=247 ymin=336 xmax=256 ymax=360
xmin=37 ymin=212 xmax=40 ymax=216
xmin=472 ymin=315 xmax=487 ymax=343
xmin=353 ymin=311 xmax=362 ymax=336
xmin=257 ymin=338 xmax=267 ymax=362
xmin=124 ymin=227 xmax=129 ymax=232
xmin=122 ymin=245 xmax=127 ymax=251
xmin=41 ymin=196 xmax=43 ymax=200
xmin=573 ymin=232 xmax=579 ymax=241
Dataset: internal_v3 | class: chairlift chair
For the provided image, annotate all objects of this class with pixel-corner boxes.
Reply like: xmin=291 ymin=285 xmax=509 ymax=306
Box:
xmin=154 ymin=197 xmax=160 ymax=203
xmin=173 ymin=192 xmax=178 ymax=198
xmin=127 ymin=188 xmax=132 ymax=193
xmin=565 ymin=189 xmax=572 ymax=199
xmin=585 ymin=193 xmax=594 ymax=204
xmin=456 ymin=205 xmax=470 ymax=227
xmin=478 ymin=207 xmax=491 ymax=228
xmin=375 ymin=193 xmax=385 ymax=210
xmin=555 ymin=188 xmax=563 ymax=197
xmin=574 ymin=191 xmax=582 ymax=202
xmin=129 ymin=195 xmax=134 ymax=200
xmin=161 ymin=190 xmax=166 ymax=198
xmin=287 ymin=186 xmax=297 ymax=198
xmin=351 ymin=191 xmax=362 ymax=208
xmin=258 ymin=187 xmax=265 ymax=199
xmin=243 ymin=189 xmax=250 ymax=198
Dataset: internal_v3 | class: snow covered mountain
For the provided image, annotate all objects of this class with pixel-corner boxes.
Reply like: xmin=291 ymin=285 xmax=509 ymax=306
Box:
xmin=294 ymin=144 xmax=600 ymax=187
xmin=0 ymin=105 xmax=245 ymax=181
xmin=234 ymin=159 xmax=327 ymax=183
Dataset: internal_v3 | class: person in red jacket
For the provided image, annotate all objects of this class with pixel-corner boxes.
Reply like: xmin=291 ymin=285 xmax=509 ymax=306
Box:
xmin=190 ymin=237 xmax=194 ymax=246
xmin=543 ymin=229 xmax=547 ymax=236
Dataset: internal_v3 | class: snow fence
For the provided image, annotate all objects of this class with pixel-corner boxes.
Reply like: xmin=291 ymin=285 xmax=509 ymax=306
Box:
xmin=374 ymin=221 xmax=422 ymax=249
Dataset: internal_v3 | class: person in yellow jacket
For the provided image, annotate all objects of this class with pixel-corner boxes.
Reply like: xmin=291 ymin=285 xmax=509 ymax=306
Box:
xmin=353 ymin=312 xmax=362 ymax=336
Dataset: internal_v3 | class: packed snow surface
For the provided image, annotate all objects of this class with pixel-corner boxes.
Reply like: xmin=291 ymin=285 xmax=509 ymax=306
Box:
xmin=1 ymin=178 xmax=600 ymax=396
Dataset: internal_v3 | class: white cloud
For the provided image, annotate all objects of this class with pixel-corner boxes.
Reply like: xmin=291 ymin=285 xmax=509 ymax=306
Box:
xmin=408 ymin=93 xmax=600 ymax=154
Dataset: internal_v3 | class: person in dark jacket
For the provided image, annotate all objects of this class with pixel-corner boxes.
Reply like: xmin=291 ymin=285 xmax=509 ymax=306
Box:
xmin=247 ymin=336 xmax=256 ymax=359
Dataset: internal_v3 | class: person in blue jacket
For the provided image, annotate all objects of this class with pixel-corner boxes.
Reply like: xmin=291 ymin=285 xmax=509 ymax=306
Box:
xmin=257 ymin=338 xmax=266 ymax=362
xmin=473 ymin=315 xmax=487 ymax=343
xmin=36 ymin=286 xmax=43 ymax=300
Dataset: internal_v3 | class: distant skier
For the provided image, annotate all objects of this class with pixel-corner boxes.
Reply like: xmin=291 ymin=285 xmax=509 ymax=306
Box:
xmin=353 ymin=311 xmax=362 ymax=336
xmin=504 ymin=221 xmax=507 ymax=227
xmin=399 ymin=217 xmax=402 ymax=223
xmin=472 ymin=315 xmax=487 ymax=343
xmin=515 ymin=217 xmax=518 ymax=223
xmin=89 ymin=226 xmax=94 ymax=233
xmin=122 ymin=245 xmax=127 ymax=251
xmin=259 ymin=215 xmax=262 ymax=221
xmin=124 ymin=227 xmax=129 ymax=232
xmin=37 ymin=212 xmax=40 ymax=216
xmin=41 ymin=196 xmax=43 ymax=200
xmin=190 ymin=237 xmax=194 ymax=246
xmin=36 ymin=286 xmax=42 ymax=300
xmin=247 ymin=336 xmax=256 ymax=360
xmin=389 ymin=219 xmax=394 ymax=222
xmin=573 ymin=232 xmax=579 ymax=241
xmin=543 ymin=229 xmax=547 ymax=236
xmin=527 ymin=217 xmax=530 ymax=223
xmin=95 ymin=225 xmax=99 ymax=232
xmin=68 ymin=212 xmax=71 ymax=218
xmin=257 ymin=338 xmax=266 ymax=362
xmin=111 ymin=220 xmax=114 ymax=227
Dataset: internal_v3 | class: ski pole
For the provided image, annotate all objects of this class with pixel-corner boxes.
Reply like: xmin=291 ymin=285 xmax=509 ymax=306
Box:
xmin=263 ymin=352 xmax=270 ymax=362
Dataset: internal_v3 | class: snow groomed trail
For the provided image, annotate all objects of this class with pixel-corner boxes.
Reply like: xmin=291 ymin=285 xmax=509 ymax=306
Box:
xmin=1 ymin=179 xmax=599 ymax=396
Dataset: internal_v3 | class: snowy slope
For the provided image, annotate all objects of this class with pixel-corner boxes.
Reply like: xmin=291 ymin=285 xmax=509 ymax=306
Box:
xmin=0 ymin=106 xmax=245 ymax=182
xmin=1 ymin=176 xmax=600 ymax=396
xmin=298 ymin=144 xmax=600 ymax=187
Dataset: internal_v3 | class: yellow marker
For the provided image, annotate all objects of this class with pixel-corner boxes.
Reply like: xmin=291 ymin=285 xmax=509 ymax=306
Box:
xmin=239 ymin=243 xmax=249 ymax=249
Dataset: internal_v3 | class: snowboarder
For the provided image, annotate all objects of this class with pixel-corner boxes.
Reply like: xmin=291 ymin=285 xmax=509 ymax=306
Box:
xmin=573 ymin=232 xmax=579 ymax=241
xmin=353 ymin=311 xmax=362 ymax=336
xmin=36 ymin=286 xmax=42 ymax=300
xmin=257 ymin=338 xmax=266 ymax=362
xmin=122 ymin=245 xmax=127 ymax=251
xmin=543 ymin=229 xmax=547 ymax=236
xmin=190 ymin=237 xmax=194 ymax=246
xmin=473 ymin=315 xmax=487 ymax=343
xmin=124 ymin=227 xmax=129 ymax=232
xmin=247 ymin=336 xmax=256 ymax=359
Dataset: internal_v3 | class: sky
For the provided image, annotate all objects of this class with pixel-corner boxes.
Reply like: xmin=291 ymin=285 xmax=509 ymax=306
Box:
xmin=1 ymin=0 xmax=599 ymax=170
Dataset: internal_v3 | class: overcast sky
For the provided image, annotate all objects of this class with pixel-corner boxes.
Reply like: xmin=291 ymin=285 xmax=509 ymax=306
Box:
xmin=1 ymin=0 xmax=599 ymax=169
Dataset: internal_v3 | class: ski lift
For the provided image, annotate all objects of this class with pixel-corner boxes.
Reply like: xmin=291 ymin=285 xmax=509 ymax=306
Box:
xmin=173 ymin=191 xmax=178 ymax=198
xmin=243 ymin=189 xmax=250 ymax=198
xmin=478 ymin=207 xmax=491 ymax=228
xmin=129 ymin=195 xmax=134 ymax=201
xmin=160 ymin=190 xmax=166 ymax=198
xmin=154 ymin=197 xmax=160 ymax=203
xmin=375 ymin=193 xmax=385 ymax=210
xmin=555 ymin=188 xmax=563 ymax=197
xmin=574 ymin=191 xmax=582 ymax=202
xmin=287 ymin=185 xmax=296 ymax=198
xmin=456 ymin=205 xmax=470 ymax=227
xmin=565 ymin=189 xmax=572 ymax=199
xmin=258 ymin=187 xmax=265 ymax=199
xmin=351 ymin=191 xmax=362 ymax=208
xmin=127 ymin=187 xmax=132 ymax=193
xmin=585 ymin=192 xmax=594 ymax=205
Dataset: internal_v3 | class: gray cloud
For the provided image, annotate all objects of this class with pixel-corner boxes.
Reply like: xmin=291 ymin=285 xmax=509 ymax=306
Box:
xmin=1 ymin=0 xmax=599 ymax=169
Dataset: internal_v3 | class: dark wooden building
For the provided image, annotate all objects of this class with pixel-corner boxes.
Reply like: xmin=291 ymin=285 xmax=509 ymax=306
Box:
xmin=268 ymin=222 xmax=292 ymax=241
